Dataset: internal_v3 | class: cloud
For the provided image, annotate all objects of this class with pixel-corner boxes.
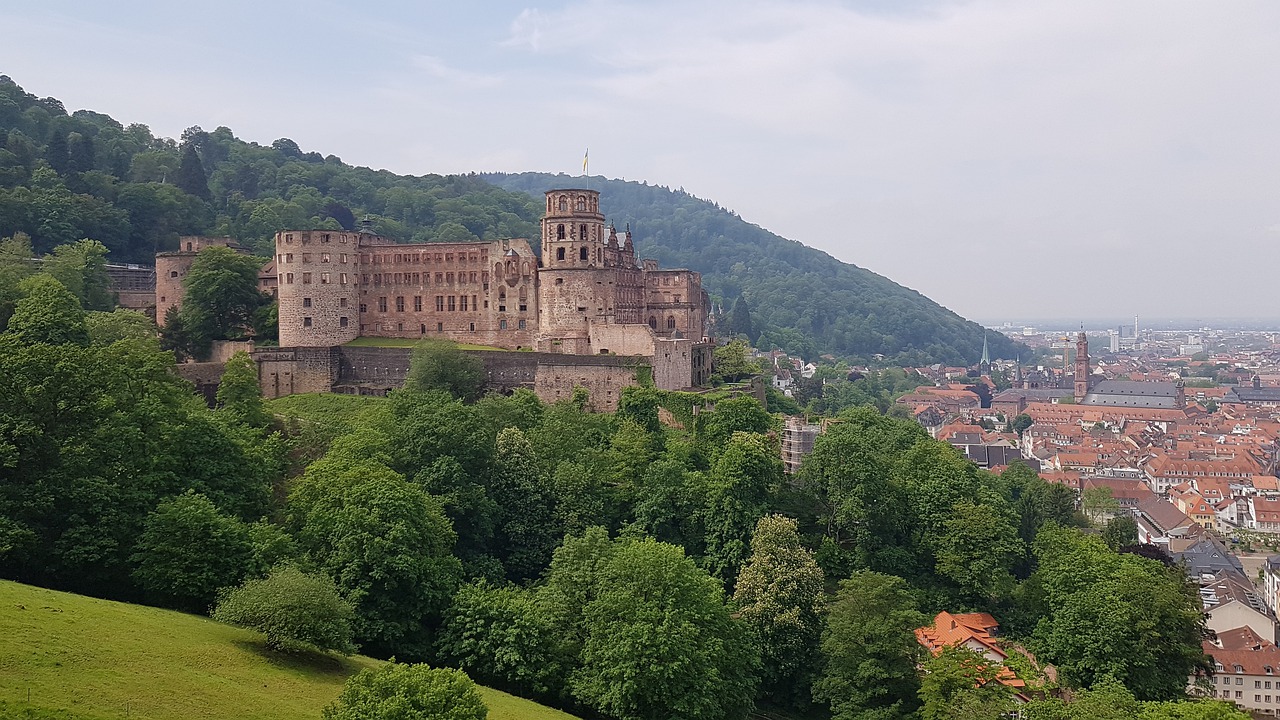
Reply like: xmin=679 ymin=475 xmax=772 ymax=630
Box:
xmin=410 ymin=55 xmax=503 ymax=87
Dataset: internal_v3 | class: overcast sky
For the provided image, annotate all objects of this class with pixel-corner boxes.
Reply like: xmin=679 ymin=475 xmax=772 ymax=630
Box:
xmin=4 ymin=0 xmax=1279 ymax=322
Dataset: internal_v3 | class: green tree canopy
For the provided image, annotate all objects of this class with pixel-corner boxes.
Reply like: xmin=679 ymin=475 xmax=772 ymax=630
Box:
xmin=323 ymin=664 xmax=488 ymax=720
xmin=213 ymin=564 xmax=356 ymax=654
xmin=175 ymin=245 xmax=266 ymax=355
xmin=5 ymin=273 xmax=89 ymax=346
xmin=406 ymin=339 xmax=487 ymax=402
xmin=130 ymin=491 xmax=252 ymax=612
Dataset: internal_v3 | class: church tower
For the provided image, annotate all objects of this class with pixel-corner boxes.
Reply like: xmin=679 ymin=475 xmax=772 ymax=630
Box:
xmin=1074 ymin=331 xmax=1090 ymax=402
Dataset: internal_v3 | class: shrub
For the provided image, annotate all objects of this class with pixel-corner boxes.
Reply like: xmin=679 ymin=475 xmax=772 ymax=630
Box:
xmin=213 ymin=565 xmax=356 ymax=654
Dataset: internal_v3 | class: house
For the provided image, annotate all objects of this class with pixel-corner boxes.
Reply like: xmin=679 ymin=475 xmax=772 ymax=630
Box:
xmin=1200 ymin=569 xmax=1279 ymax=645
xmin=1135 ymin=497 xmax=1199 ymax=546
xmin=914 ymin=611 xmax=1031 ymax=702
xmin=1202 ymin=626 xmax=1280 ymax=713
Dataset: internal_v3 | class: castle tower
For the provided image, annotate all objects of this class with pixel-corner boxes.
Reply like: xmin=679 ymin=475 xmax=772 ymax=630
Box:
xmin=275 ymin=230 xmax=361 ymax=347
xmin=1074 ymin=331 xmax=1090 ymax=402
xmin=537 ymin=189 xmax=614 ymax=352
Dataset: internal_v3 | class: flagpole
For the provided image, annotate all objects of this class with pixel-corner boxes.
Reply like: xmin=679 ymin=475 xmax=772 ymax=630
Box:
xmin=583 ymin=147 xmax=589 ymax=190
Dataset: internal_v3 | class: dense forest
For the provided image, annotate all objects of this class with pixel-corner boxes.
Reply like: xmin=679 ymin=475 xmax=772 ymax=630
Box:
xmin=0 ymin=74 xmax=1021 ymax=365
xmin=486 ymin=173 xmax=1025 ymax=365
xmin=0 ymin=270 xmax=1238 ymax=718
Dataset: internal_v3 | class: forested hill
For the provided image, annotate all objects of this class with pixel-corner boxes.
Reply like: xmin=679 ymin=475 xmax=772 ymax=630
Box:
xmin=486 ymin=173 xmax=1021 ymax=365
xmin=0 ymin=74 xmax=1016 ymax=364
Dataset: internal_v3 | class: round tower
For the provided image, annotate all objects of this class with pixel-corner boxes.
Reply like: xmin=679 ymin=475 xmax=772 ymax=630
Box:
xmin=537 ymin=190 xmax=612 ymax=352
xmin=542 ymin=189 xmax=606 ymax=267
xmin=275 ymin=230 xmax=361 ymax=347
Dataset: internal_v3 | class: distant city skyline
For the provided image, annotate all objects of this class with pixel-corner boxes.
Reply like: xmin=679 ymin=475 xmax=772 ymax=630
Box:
xmin=4 ymin=1 xmax=1279 ymax=321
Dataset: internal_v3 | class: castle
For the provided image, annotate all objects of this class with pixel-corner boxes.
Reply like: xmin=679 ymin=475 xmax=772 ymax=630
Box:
xmin=255 ymin=188 xmax=713 ymax=408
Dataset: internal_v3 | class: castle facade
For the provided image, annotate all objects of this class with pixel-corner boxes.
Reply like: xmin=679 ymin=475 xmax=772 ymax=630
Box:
xmin=265 ymin=188 xmax=712 ymax=405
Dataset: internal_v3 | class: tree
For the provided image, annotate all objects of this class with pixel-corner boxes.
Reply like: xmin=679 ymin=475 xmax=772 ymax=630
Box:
xmin=175 ymin=245 xmax=266 ymax=354
xmin=733 ymin=515 xmax=824 ymax=708
xmin=489 ymin=427 xmax=558 ymax=581
xmin=5 ymin=274 xmax=89 ymax=346
xmin=288 ymin=458 xmax=462 ymax=656
xmin=699 ymin=395 xmax=774 ymax=450
xmin=565 ymin=536 xmax=759 ymax=720
xmin=934 ymin=500 xmax=1022 ymax=605
xmin=1081 ymin=486 xmax=1120 ymax=525
xmin=213 ymin=565 xmax=356 ymax=654
xmin=217 ymin=350 xmax=271 ymax=428
xmin=726 ymin=296 xmax=757 ymax=344
xmin=813 ymin=570 xmax=927 ymax=720
xmin=42 ymin=238 xmax=112 ymax=310
xmin=0 ymin=232 xmax=35 ymax=327
xmin=323 ymin=664 xmax=487 ymax=720
xmin=438 ymin=581 xmax=560 ymax=696
xmin=406 ymin=339 xmax=486 ymax=402
xmin=700 ymin=431 xmax=782 ymax=583
xmin=175 ymin=143 xmax=211 ymax=200
xmin=1103 ymin=515 xmax=1139 ymax=550
xmin=1011 ymin=413 xmax=1034 ymax=434
xmin=130 ymin=491 xmax=253 ymax=612
xmin=85 ymin=308 xmax=156 ymax=346
xmin=712 ymin=339 xmax=760 ymax=383
xmin=918 ymin=646 xmax=1016 ymax=720
xmin=1031 ymin=525 xmax=1209 ymax=700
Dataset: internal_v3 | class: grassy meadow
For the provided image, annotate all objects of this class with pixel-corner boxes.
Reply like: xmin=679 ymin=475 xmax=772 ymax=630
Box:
xmin=0 ymin=580 xmax=577 ymax=720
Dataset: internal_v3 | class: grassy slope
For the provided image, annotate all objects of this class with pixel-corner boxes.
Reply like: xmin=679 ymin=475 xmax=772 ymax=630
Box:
xmin=0 ymin=581 xmax=577 ymax=720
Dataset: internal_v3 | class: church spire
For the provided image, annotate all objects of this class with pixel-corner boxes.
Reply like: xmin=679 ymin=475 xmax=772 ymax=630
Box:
xmin=980 ymin=333 xmax=991 ymax=365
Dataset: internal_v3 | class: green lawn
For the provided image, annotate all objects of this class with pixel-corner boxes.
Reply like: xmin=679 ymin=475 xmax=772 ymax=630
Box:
xmin=0 ymin=580 xmax=578 ymax=720
xmin=342 ymin=337 xmax=503 ymax=351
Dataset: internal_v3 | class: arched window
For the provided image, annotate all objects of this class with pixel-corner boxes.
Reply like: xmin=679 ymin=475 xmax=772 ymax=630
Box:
xmin=576 ymin=196 xmax=586 ymax=211
xmin=579 ymin=247 xmax=588 ymax=261
xmin=556 ymin=247 xmax=566 ymax=261
xmin=580 ymin=224 xmax=587 ymax=239
xmin=667 ymin=316 xmax=676 ymax=329
xmin=557 ymin=224 xmax=565 ymax=240
xmin=648 ymin=316 xmax=657 ymax=329
xmin=558 ymin=197 xmax=567 ymax=211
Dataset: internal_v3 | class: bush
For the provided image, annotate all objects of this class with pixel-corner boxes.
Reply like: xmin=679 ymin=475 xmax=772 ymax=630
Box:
xmin=323 ymin=664 xmax=487 ymax=720
xmin=213 ymin=565 xmax=356 ymax=654
xmin=130 ymin=491 xmax=252 ymax=611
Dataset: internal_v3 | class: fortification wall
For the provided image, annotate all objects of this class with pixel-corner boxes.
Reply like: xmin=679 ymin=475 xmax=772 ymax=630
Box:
xmin=588 ymin=321 xmax=656 ymax=357
xmin=533 ymin=360 xmax=640 ymax=412
xmin=254 ymin=346 xmax=339 ymax=398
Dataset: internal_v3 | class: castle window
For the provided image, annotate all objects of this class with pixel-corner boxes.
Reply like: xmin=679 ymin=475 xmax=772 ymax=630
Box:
xmin=397 ymin=323 xmax=403 ymax=332
xmin=360 ymin=303 xmax=367 ymax=313
xmin=579 ymin=247 xmax=588 ymax=261
xmin=303 ymin=297 xmax=312 ymax=308
xmin=448 ymin=296 xmax=456 ymax=311
xmin=340 ymin=273 xmax=348 ymax=284
xmin=435 ymin=273 xmax=443 ymax=283
xmin=518 ymin=319 xmax=526 ymax=330
xmin=576 ymin=197 xmax=586 ymax=211
xmin=321 ymin=273 xmax=330 ymax=284
xmin=580 ymin=224 xmax=587 ymax=239
xmin=557 ymin=224 xmax=566 ymax=240
xmin=303 ymin=272 xmax=312 ymax=284
xmin=558 ymin=197 xmax=567 ymax=211
xmin=500 ymin=320 xmax=508 ymax=330
xmin=378 ymin=297 xmax=387 ymax=312
xmin=340 ymin=254 xmax=347 ymax=263
xmin=519 ymin=302 xmax=527 ymax=312
xmin=186 ymin=242 xmax=193 ymax=251
xmin=460 ymin=296 xmax=468 ymax=311
xmin=396 ymin=297 xmax=405 ymax=312
xmin=446 ymin=272 xmax=454 ymax=284
xmin=436 ymin=296 xmax=444 ymax=312
xmin=667 ymin=316 xmax=676 ymax=329
xmin=414 ymin=296 xmax=422 ymax=312
xmin=339 ymin=317 xmax=348 ymax=328
xmin=170 ymin=271 xmax=178 ymax=278
xmin=303 ymin=317 xmax=312 ymax=327
xmin=321 ymin=253 xmax=330 ymax=263
xmin=437 ymin=322 xmax=443 ymax=332
xmin=469 ymin=322 xmax=475 ymax=331
xmin=472 ymin=295 xmax=477 ymax=310
xmin=446 ymin=254 xmax=454 ymax=262
xmin=499 ymin=290 xmax=506 ymax=312
xmin=469 ymin=272 xmax=477 ymax=283
xmin=302 ymin=254 xmax=312 ymax=263
xmin=557 ymin=247 xmax=565 ymax=261
xmin=286 ymin=253 xmax=293 ymax=263
xmin=555 ymin=278 xmax=563 ymax=285
xmin=340 ymin=297 xmax=348 ymax=308
xmin=413 ymin=273 xmax=420 ymax=284
xmin=322 ymin=234 xmax=330 ymax=242
xmin=286 ymin=273 xmax=294 ymax=284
